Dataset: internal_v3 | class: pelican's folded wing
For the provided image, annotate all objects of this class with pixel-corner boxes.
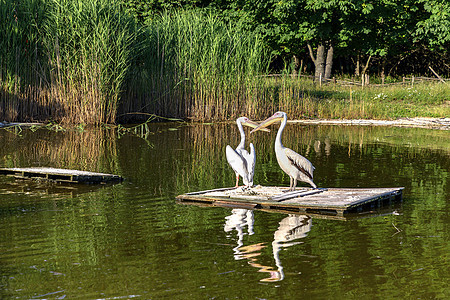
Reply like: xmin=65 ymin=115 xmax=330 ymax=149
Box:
xmin=241 ymin=143 xmax=256 ymax=182
xmin=284 ymin=148 xmax=315 ymax=179
xmin=226 ymin=145 xmax=248 ymax=180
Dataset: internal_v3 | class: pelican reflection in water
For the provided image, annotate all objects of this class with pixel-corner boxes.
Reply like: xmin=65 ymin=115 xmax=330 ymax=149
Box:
xmin=266 ymin=214 xmax=312 ymax=282
xmin=224 ymin=209 xmax=255 ymax=259
xmin=224 ymin=209 xmax=311 ymax=282
xmin=226 ymin=117 xmax=269 ymax=188
xmin=251 ymin=111 xmax=317 ymax=190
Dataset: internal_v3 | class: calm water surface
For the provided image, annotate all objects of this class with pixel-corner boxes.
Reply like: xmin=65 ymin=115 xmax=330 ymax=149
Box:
xmin=0 ymin=123 xmax=448 ymax=299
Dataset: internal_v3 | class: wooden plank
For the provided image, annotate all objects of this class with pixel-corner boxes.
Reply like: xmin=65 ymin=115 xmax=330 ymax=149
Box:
xmin=0 ymin=167 xmax=123 ymax=184
xmin=270 ymin=188 xmax=328 ymax=202
xmin=186 ymin=186 xmax=238 ymax=195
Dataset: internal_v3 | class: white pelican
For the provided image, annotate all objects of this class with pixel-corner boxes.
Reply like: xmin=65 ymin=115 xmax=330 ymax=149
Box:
xmin=226 ymin=117 xmax=268 ymax=188
xmin=251 ymin=111 xmax=317 ymax=190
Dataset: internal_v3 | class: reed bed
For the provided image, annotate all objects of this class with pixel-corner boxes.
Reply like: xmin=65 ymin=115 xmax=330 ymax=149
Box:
xmin=120 ymin=10 xmax=270 ymax=122
xmin=0 ymin=0 xmax=136 ymax=124
xmin=0 ymin=0 xmax=44 ymax=121
xmin=44 ymin=0 xmax=137 ymax=124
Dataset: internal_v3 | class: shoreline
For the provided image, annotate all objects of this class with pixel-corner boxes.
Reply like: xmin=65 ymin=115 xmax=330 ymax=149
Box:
xmin=1 ymin=118 xmax=449 ymax=130
xmin=290 ymin=117 xmax=450 ymax=130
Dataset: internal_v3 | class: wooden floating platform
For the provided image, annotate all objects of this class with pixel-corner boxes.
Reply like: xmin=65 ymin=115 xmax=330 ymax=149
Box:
xmin=176 ymin=186 xmax=404 ymax=217
xmin=0 ymin=167 xmax=123 ymax=184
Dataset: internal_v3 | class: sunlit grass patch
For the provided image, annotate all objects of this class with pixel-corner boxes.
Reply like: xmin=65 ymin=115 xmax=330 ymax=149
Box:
xmin=257 ymin=77 xmax=449 ymax=120
xmin=349 ymin=82 xmax=449 ymax=118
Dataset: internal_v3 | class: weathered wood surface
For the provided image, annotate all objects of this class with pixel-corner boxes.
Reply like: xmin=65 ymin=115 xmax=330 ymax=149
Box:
xmin=177 ymin=186 xmax=404 ymax=216
xmin=0 ymin=167 xmax=123 ymax=184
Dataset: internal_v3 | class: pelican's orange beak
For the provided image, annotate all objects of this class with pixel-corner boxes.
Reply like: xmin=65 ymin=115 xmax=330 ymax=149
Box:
xmin=242 ymin=119 xmax=270 ymax=132
xmin=250 ymin=114 xmax=283 ymax=134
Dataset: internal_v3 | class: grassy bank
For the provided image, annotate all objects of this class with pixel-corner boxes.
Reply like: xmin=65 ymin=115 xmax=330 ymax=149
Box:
xmin=261 ymin=77 xmax=449 ymax=120
xmin=0 ymin=1 xmax=448 ymax=124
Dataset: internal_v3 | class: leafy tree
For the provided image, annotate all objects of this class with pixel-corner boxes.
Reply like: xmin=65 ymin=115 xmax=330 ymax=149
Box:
xmin=415 ymin=0 xmax=450 ymax=48
xmin=121 ymin=0 xmax=450 ymax=77
xmin=121 ymin=0 xmax=212 ymax=21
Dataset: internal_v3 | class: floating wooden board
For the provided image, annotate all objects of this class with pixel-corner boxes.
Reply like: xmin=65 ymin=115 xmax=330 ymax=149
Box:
xmin=176 ymin=186 xmax=404 ymax=216
xmin=0 ymin=167 xmax=123 ymax=184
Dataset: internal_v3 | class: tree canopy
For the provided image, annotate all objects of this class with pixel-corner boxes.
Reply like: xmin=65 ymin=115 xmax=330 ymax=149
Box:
xmin=121 ymin=0 xmax=450 ymax=77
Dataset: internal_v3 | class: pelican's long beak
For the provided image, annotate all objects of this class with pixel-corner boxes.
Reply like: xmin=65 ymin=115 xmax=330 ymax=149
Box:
xmin=242 ymin=119 xmax=270 ymax=132
xmin=250 ymin=115 xmax=283 ymax=134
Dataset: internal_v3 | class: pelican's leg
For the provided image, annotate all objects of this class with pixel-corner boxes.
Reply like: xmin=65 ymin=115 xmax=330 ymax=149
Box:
xmin=235 ymin=174 xmax=240 ymax=188
xmin=289 ymin=177 xmax=294 ymax=192
xmin=292 ymin=178 xmax=297 ymax=191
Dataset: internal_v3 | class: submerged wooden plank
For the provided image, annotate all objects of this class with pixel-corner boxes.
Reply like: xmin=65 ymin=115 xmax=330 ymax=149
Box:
xmin=176 ymin=186 xmax=404 ymax=216
xmin=0 ymin=167 xmax=123 ymax=184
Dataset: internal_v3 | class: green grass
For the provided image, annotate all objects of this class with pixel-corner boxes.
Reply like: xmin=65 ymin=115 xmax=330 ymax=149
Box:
xmin=42 ymin=0 xmax=137 ymax=124
xmin=257 ymin=77 xmax=449 ymax=120
xmin=347 ymin=81 xmax=449 ymax=119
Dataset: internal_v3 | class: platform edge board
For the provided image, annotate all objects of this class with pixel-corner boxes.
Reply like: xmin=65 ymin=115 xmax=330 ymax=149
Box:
xmin=343 ymin=188 xmax=404 ymax=209
xmin=177 ymin=200 xmax=402 ymax=221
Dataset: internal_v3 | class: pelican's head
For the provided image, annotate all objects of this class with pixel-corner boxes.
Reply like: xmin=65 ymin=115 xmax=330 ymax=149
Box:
xmin=237 ymin=117 xmax=270 ymax=132
xmin=250 ymin=111 xmax=286 ymax=134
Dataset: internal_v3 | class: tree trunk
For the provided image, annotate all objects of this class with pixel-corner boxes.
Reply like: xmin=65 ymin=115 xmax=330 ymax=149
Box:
xmin=292 ymin=55 xmax=300 ymax=75
xmin=307 ymin=43 xmax=316 ymax=65
xmin=315 ymin=44 xmax=325 ymax=80
xmin=381 ymin=58 xmax=386 ymax=84
xmin=324 ymin=45 xmax=333 ymax=80
xmin=308 ymin=43 xmax=326 ymax=81
xmin=361 ymin=55 xmax=372 ymax=75
xmin=355 ymin=54 xmax=360 ymax=77
xmin=299 ymin=59 xmax=303 ymax=76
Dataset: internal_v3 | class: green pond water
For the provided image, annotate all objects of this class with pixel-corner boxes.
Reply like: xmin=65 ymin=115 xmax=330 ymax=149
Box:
xmin=0 ymin=123 xmax=448 ymax=299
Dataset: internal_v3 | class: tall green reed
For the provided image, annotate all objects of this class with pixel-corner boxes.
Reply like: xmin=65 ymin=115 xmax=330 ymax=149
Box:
xmin=121 ymin=9 xmax=271 ymax=121
xmin=0 ymin=0 xmax=137 ymax=124
xmin=0 ymin=0 xmax=47 ymax=121
xmin=42 ymin=0 xmax=137 ymax=124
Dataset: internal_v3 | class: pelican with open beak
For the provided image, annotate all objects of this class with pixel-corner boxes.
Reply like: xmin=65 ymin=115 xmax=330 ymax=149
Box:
xmin=250 ymin=111 xmax=317 ymax=190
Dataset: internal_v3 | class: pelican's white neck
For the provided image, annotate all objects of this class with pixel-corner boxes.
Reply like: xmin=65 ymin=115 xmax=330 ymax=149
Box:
xmin=237 ymin=119 xmax=246 ymax=149
xmin=275 ymin=113 xmax=287 ymax=148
